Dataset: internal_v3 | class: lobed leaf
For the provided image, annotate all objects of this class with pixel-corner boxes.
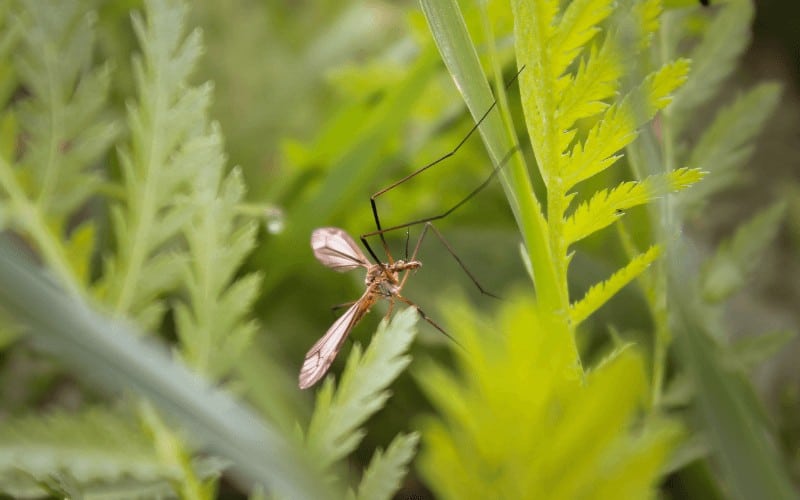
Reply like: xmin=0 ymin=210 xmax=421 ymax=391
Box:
xmin=0 ymin=408 xmax=178 ymax=497
xmin=670 ymin=0 xmax=754 ymax=133
xmin=702 ymin=201 xmax=786 ymax=303
xmin=417 ymin=297 xmax=677 ymax=499
xmin=355 ymin=432 xmax=419 ymax=500
xmin=550 ymin=0 xmax=615 ymax=82
xmin=565 ymin=168 xmax=704 ymax=245
xmin=563 ymin=59 xmax=690 ymax=189
xmin=307 ymin=308 xmax=418 ymax=469
xmin=682 ymin=83 xmax=781 ymax=210
xmin=98 ymin=0 xmax=211 ymax=326
xmin=571 ymin=245 xmax=662 ymax=325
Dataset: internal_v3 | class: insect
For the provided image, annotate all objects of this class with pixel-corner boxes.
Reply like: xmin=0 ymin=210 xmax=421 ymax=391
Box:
xmin=300 ymin=67 xmax=526 ymax=389
xmin=299 ymin=225 xmax=445 ymax=389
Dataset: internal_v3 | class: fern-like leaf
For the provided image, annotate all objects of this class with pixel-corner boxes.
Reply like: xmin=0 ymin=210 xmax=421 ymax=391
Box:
xmin=0 ymin=408 xmax=179 ymax=497
xmin=702 ymin=202 xmax=785 ymax=303
xmin=353 ymin=432 xmax=419 ymax=500
xmin=565 ymin=168 xmax=704 ymax=245
xmin=682 ymin=83 xmax=781 ymax=210
xmin=670 ymin=0 xmax=754 ymax=132
xmin=97 ymin=0 xmax=208 ymax=328
xmin=563 ymin=59 xmax=690 ymax=189
xmin=571 ymin=245 xmax=662 ymax=325
xmin=417 ymin=297 xmax=678 ymax=498
xmin=306 ymin=308 xmax=418 ymax=469
xmin=0 ymin=0 xmax=118 ymax=290
xmin=173 ymin=126 xmax=261 ymax=380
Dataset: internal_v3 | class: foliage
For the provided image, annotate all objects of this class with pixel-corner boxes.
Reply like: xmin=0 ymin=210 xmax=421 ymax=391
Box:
xmin=417 ymin=297 xmax=679 ymax=499
xmin=0 ymin=0 xmax=793 ymax=498
xmin=305 ymin=308 xmax=420 ymax=496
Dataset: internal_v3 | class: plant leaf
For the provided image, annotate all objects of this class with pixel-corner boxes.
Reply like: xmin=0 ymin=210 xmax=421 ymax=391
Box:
xmin=563 ymin=59 xmax=690 ymax=189
xmin=565 ymin=168 xmax=704 ymax=246
xmin=682 ymin=83 xmax=781 ymax=210
xmin=307 ymin=308 xmax=418 ymax=469
xmin=0 ymin=236 xmax=332 ymax=499
xmin=702 ymin=201 xmax=786 ymax=302
xmin=417 ymin=296 xmax=678 ymax=499
xmin=97 ymin=0 xmax=209 ymax=328
xmin=355 ymin=432 xmax=419 ymax=500
xmin=571 ymin=245 xmax=662 ymax=325
xmin=727 ymin=330 xmax=796 ymax=373
xmin=670 ymin=0 xmax=754 ymax=133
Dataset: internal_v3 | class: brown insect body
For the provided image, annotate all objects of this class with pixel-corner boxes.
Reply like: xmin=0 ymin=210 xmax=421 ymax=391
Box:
xmin=299 ymin=228 xmax=422 ymax=389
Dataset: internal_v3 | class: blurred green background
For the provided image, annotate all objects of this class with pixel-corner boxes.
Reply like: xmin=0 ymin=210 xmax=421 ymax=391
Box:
xmin=1 ymin=0 xmax=799 ymax=497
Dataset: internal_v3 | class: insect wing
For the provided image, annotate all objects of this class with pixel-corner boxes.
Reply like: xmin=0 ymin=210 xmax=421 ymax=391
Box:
xmin=311 ymin=227 xmax=369 ymax=272
xmin=299 ymin=292 xmax=374 ymax=389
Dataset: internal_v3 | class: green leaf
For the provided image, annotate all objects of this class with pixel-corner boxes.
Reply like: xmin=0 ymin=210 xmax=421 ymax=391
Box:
xmin=355 ymin=432 xmax=419 ymax=500
xmin=571 ymin=245 xmax=662 ymax=325
xmin=417 ymin=296 xmax=678 ymax=499
xmin=565 ymin=168 xmax=704 ymax=246
xmin=0 ymin=408 xmax=174 ymax=495
xmin=0 ymin=0 xmax=118 ymax=292
xmin=702 ymin=202 xmax=786 ymax=302
xmin=682 ymin=83 xmax=781 ymax=210
xmin=420 ymin=0 xmax=558 ymax=310
xmin=727 ymin=330 xmax=796 ymax=373
xmin=670 ymin=0 xmax=754 ymax=133
xmin=174 ymin=130 xmax=262 ymax=380
xmin=307 ymin=308 xmax=418 ymax=469
xmin=97 ymin=0 xmax=209 ymax=327
xmin=0 ymin=237 xmax=332 ymax=499
xmin=669 ymin=273 xmax=797 ymax=500
xmin=563 ymin=59 xmax=690 ymax=189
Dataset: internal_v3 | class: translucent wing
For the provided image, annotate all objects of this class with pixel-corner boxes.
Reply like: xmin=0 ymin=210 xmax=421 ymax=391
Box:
xmin=299 ymin=290 xmax=376 ymax=389
xmin=311 ymin=227 xmax=369 ymax=272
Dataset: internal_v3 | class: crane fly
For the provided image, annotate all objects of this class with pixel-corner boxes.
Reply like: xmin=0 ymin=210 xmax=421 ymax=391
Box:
xmin=300 ymin=226 xmax=445 ymax=389
xmin=300 ymin=67 xmax=526 ymax=389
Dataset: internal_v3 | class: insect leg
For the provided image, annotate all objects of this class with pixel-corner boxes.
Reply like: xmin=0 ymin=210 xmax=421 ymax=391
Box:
xmin=401 ymin=222 xmax=499 ymax=299
xmin=397 ymin=296 xmax=463 ymax=349
xmin=368 ymin=66 xmax=525 ymax=244
xmin=331 ymin=301 xmax=356 ymax=314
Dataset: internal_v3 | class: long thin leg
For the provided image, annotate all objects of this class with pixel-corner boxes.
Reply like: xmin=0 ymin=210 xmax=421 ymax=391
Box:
xmin=397 ymin=296 xmax=463 ymax=349
xmin=399 ymin=221 xmax=499 ymax=299
xmin=331 ymin=301 xmax=356 ymax=314
xmin=384 ymin=298 xmax=394 ymax=322
xmin=364 ymin=144 xmax=519 ymax=238
xmin=369 ymin=66 xmax=526 ymax=246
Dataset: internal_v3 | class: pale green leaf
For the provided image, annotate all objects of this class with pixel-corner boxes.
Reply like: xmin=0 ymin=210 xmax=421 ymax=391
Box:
xmin=669 ymin=272 xmax=797 ymax=500
xmin=0 ymin=0 xmax=118 ymax=292
xmin=565 ymin=168 xmax=704 ymax=245
xmin=0 ymin=239 xmax=332 ymax=499
xmin=550 ymin=0 xmax=614 ymax=81
xmin=0 ymin=408 xmax=176 ymax=496
xmin=417 ymin=297 xmax=678 ymax=499
xmin=571 ymin=245 xmax=662 ymax=325
xmin=670 ymin=0 xmax=754 ymax=132
xmin=98 ymin=0 xmax=211 ymax=326
xmin=702 ymin=202 xmax=785 ymax=302
xmin=727 ymin=330 xmax=796 ymax=373
xmin=307 ymin=308 xmax=418 ymax=469
xmin=563 ymin=59 xmax=690 ymax=189
xmin=682 ymin=83 xmax=781 ymax=210
xmin=175 ymin=132 xmax=261 ymax=379
xmin=355 ymin=432 xmax=419 ymax=500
